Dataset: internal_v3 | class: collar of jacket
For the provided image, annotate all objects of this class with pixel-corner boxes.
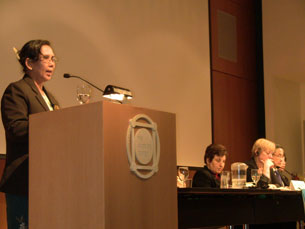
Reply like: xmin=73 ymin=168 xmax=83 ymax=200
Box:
xmin=23 ymin=74 xmax=57 ymax=111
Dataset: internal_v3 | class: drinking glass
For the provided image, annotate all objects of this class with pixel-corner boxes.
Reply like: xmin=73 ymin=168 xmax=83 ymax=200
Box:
xmin=220 ymin=171 xmax=230 ymax=189
xmin=251 ymin=169 xmax=261 ymax=186
xmin=178 ymin=167 xmax=189 ymax=187
xmin=76 ymin=84 xmax=92 ymax=104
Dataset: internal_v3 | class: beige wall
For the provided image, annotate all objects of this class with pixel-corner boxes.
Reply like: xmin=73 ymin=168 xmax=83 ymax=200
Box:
xmin=263 ymin=0 xmax=305 ymax=177
xmin=0 ymin=0 xmax=211 ymax=166
xmin=265 ymin=77 xmax=303 ymax=175
xmin=3 ymin=0 xmax=303 ymax=171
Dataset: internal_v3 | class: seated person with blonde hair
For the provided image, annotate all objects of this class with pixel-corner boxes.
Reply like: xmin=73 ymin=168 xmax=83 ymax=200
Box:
xmin=245 ymin=140 xmax=296 ymax=229
xmin=192 ymin=144 xmax=227 ymax=188
xmin=245 ymin=138 xmax=283 ymax=188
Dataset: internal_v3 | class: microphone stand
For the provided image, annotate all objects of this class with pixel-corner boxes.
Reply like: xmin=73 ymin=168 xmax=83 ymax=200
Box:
xmin=283 ymin=169 xmax=300 ymax=180
xmin=283 ymin=169 xmax=299 ymax=180
xmin=276 ymin=166 xmax=299 ymax=180
xmin=63 ymin=74 xmax=104 ymax=93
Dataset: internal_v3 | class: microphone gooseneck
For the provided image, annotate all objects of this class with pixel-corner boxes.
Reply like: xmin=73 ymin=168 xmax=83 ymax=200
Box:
xmin=276 ymin=166 xmax=299 ymax=179
xmin=275 ymin=165 xmax=290 ymax=174
xmin=63 ymin=73 xmax=104 ymax=93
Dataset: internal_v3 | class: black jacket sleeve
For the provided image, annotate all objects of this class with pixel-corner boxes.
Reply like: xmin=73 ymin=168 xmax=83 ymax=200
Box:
xmin=1 ymin=83 xmax=29 ymax=143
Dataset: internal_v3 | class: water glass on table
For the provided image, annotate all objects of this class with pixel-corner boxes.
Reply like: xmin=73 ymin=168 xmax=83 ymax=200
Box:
xmin=220 ymin=171 xmax=230 ymax=189
xmin=251 ymin=169 xmax=261 ymax=186
xmin=178 ymin=167 xmax=189 ymax=188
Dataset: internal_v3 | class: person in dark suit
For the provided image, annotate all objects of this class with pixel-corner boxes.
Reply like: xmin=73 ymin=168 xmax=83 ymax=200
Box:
xmin=244 ymin=141 xmax=296 ymax=229
xmin=273 ymin=144 xmax=290 ymax=186
xmin=192 ymin=144 xmax=227 ymax=188
xmin=0 ymin=39 xmax=59 ymax=229
xmin=280 ymin=155 xmax=291 ymax=185
xmin=245 ymin=138 xmax=284 ymax=188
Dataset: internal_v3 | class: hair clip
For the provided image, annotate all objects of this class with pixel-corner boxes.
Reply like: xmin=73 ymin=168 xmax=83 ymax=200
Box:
xmin=13 ymin=47 xmax=20 ymax=60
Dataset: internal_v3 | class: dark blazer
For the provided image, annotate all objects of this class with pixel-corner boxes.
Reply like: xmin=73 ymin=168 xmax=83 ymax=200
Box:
xmin=245 ymin=157 xmax=285 ymax=188
xmin=192 ymin=165 xmax=220 ymax=188
xmin=0 ymin=75 xmax=59 ymax=195
xmin=279 ymin=170 xmax=290 ymax=186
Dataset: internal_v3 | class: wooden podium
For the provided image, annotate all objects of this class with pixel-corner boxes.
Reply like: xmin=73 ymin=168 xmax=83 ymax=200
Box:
xmin=29 ymin=101 xmax=177 ymax=229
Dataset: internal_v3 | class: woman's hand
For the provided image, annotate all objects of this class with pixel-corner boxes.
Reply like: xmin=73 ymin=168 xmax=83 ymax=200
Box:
xmin=261 ymin=158 xmax=274 ymax=179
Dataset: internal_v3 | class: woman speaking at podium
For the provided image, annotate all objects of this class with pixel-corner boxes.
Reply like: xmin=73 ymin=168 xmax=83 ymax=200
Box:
xmin=0 ymin=39 xmax=59 ymax=228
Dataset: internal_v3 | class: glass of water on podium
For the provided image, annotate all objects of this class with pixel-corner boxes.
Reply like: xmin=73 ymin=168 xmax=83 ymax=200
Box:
xmin=76 ymin=84 xmax=92 ymax=104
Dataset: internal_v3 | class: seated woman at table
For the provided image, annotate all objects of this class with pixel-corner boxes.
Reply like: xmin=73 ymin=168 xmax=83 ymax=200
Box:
xmin=192 ymin=144 xmax=227 ymax=188
xmin=245 ymin=138 xmax=283 ymax=188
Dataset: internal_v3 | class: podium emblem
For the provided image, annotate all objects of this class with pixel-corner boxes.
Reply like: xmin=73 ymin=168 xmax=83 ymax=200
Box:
xmin=126 ymin=114 xmax=160 ymax=179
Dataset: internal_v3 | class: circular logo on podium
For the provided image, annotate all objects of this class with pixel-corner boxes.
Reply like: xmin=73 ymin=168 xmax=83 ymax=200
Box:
xmin=126 ymin=114 xmax=160 ymax=179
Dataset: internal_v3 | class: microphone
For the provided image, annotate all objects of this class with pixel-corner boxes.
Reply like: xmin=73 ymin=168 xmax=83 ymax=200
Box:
xmin=63 ymin=73 xmax=104 ymax=93
xmin=275 ymin=166 xmax=299 ymax=180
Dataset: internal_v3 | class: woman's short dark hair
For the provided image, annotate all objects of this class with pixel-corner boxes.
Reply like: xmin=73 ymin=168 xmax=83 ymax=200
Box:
xmin=18 ymin=39 xmax=51 ymax=73
xmin=204 ymin=144 xmax=227 ymax=164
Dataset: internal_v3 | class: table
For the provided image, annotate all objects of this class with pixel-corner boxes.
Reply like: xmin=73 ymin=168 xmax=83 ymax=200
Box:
xmin=178 ymin=188 xmax=305 ymax=228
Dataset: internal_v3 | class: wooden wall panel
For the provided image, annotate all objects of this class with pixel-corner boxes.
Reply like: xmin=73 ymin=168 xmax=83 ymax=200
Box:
xmin=212 ymin=72 xmax=258 ymax=169
xmin=210 ymin=0 xmax=257 ymax=80
xmin=0 ymin=157 xmax=7 ymax=229
xmin=210 ymin=0 xmax=261 ymax=166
